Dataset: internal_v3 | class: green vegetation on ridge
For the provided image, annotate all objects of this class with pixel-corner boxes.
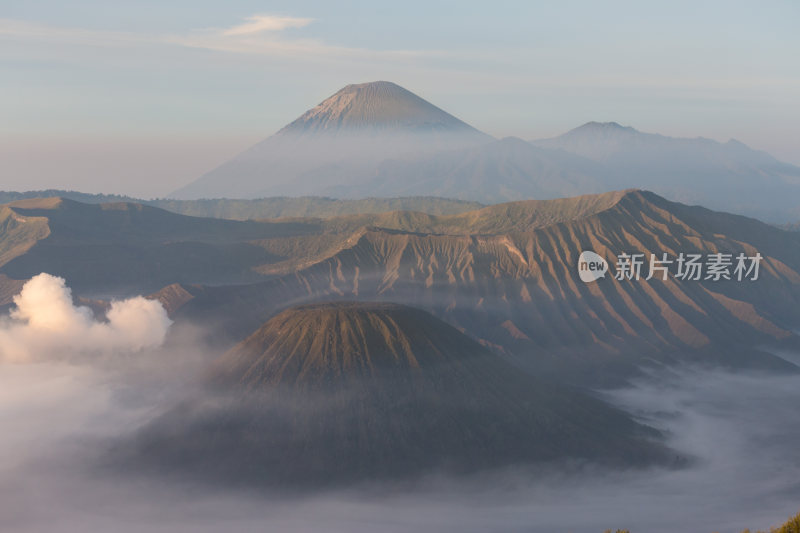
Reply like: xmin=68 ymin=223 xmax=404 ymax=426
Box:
xmin=0 ymin=190 xmax=483 ymax=220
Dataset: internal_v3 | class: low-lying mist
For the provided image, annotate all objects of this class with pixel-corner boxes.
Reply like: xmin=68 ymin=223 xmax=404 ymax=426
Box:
xmin=0 ymin=276 xmax=798 ymax=532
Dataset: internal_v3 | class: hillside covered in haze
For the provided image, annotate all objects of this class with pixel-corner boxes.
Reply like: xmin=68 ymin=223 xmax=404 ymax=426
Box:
xmin=156 ymin=189 xmax=800 ymax=385
xmin=172 ymin=81 xmax=491 ymax=199
xmin=0 ymin=191 xmax=482 ymax=220
xmin=3 ymin=189 xmax=799 ymax=387
xmin=167 ymin=81 xmax=800 ymax=223
xmin=125 ymin=302 xmax=671 ymax=486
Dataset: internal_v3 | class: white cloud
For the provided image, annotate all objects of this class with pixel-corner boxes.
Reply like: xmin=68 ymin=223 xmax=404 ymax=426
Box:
xmin=221 ymin=14 xmax=313 ymax=36
xmin=0 ymin=15 xmax=427 ymax=61
xmin=0 ymin=273 xmax=171 ymax=362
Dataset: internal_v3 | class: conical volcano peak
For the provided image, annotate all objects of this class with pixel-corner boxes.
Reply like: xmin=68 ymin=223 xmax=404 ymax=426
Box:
xmin=170 ymin=81 xmax=491 ymax=199
xmin=209 ymin=301 xmax=493 ymax=388
xmin=278 ymin=81 xmax=487 ymax=136
xmin=132 ymin=300 xmax=672 ymax=486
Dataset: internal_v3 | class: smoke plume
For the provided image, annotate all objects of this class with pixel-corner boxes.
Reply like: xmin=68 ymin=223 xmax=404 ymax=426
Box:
xmin=0 ymin=273 xmax=171 ymax=362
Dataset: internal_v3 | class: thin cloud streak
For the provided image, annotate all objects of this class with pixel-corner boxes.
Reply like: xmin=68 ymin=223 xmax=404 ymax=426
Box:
xmin=0 ymin=15 xmax=432 ymax=61
xmin=0 ymin=17 xmax=790 ymax=91
xmin=221 ymin=14 xmax=313 ymax=36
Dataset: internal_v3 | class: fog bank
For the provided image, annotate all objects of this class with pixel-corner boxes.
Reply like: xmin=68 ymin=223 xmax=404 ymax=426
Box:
xmin=0 ymin=280 xmax=797 ymax=532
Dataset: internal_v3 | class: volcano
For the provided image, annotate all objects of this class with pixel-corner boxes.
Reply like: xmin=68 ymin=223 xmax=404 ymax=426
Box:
xmin=129 ymin=302 xmax=671 ymax=487
xmin=278 ymin=81 xmax=485 ymax=136
xmin=532 ymin=122 xmax=800 ymax=221
xmin=171 ymin=82 xmax=491 ymax=199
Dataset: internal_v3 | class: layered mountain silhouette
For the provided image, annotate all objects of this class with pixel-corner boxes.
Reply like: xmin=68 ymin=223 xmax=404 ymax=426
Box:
xmin=326 ymin=136 xmax=604 ymax=201
xmin=3 ymin=190 xmax=799 ymax=385
xmin=171 ymin=82 xmax=800 ymax=222
xmin=0 ymin=190 xmax=484 ymax=220
xmin=154 ymin=190 xmax=800 ymax=385
xmin=126 ymin=302 xmax=671 ymax=486
xmin=0 ymin=197 xmax=317 ymax=295
xmin=532 ymin=122 xmax=800 ymax=222
xmin=172 ymin=81 xmax=491 ymax=199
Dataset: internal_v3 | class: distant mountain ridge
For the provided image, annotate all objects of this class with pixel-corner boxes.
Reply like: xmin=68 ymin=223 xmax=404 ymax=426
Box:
xmin=0 ymin=190 xmax=483 ymax=220
xmin=0 ymin=197 xmax=315 ymax=295
xmin=148 ymin=189 xmax=800 ymax=385
xmin=325 ymin=136 xmax=605 ymax=201
xmin=3 ymin=190 xmax=799 ymax=387
xmin=169 ymin=81 xmax=800 ymax=222
xmin=533 ymin=121 xmax=645 ymax=159
xmin=534 ymin=121 xmax=778 ymax=163
xmin=531 ymin=122 xmax=800 ymax=221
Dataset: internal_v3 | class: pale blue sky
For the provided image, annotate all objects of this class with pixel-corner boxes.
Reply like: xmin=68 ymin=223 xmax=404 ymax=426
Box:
xmin=1 ymin=0 xmax=798 ymax=197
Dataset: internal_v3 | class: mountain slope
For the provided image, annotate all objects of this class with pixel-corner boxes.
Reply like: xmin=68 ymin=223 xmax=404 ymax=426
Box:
xmin=0 ymin=202 xmax=51 ymax=268
xmin=0 ymin=190 xmax=485 ymax=220
xmin=0 ymin=198 xmax=323 ymax=294
xmin=533 ymin=122 xmax=800 ymax=222
xmin=278 ymin=81 xmax=484 ymax=135
xmin=172 ymin=83 xmax=800 ymax=222
xmin=326 ymin=136 xmax=605 ymax=202
xmin=6 ymin=190 xmax=798 ymax=385
xmin=127 ymin=302 xmax=671 ymax=486
xmin=211 ymin=302 xmax=510 ymax=387
xmin=172 ymin=81 xmax=492 ymax=199
xmin=166 ymin=190 xmax=800 ymax=385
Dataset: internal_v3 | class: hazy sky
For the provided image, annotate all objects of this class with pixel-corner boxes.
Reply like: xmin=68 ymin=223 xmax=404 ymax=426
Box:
xmin=1 ymin=0 xmax=798 ymax=197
